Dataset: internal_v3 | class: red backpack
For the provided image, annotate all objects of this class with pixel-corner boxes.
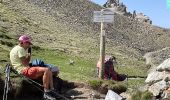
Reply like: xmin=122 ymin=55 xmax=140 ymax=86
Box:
xmin=97 ymin=56 xmax=127 ymax=81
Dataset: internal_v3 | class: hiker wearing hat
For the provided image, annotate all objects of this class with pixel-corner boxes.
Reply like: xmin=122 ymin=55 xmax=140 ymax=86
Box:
xmin=10 ymin=35 xmax=56 ymax=100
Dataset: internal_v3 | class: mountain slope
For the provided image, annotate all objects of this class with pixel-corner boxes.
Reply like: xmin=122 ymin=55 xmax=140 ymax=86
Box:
xmin=0 ymin=0 xmax=170 ymax=71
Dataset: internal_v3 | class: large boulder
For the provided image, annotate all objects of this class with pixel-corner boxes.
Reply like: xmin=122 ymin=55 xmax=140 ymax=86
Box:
xmin=148 ymin=80 xmax=167 ymax=96
xmin=143 ymin=47 xmax=170 ymax=72
xmin=156 ymin=58 xmax=170 ymax=71
xmin=145 ymin=71 xmax=164 ymax=85
xmin=145 ymin=58 xmax=170 ymax=99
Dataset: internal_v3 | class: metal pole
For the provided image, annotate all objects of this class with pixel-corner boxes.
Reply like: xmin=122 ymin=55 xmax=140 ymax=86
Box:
xmin=98 ymin=9 xmax=106 ymax=79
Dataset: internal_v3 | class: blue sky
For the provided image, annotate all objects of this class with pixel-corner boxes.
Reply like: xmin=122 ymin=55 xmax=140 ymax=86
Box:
xmin=90 ymin=0 xmax=170 ymax=29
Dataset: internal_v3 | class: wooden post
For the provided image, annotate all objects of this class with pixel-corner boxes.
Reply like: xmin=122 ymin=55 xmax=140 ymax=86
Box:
xmin=93 ymin=9 xmax=114 ymax=79
xmin=98 ymin=9 xmax=106 ymax=79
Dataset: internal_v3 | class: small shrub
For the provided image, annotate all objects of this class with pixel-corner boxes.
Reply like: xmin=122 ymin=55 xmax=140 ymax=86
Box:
xmin=88 ymin=80 xmax=102 ymax=90
xmin=131 ymin=90 xmax=153 ymax=100
xmin=0 ymin=33 xmax=12 ymax=39
xmin=108 ymin=84 xmax=127 ymax=94
xmin=0 ymin=40 xmax=14 ymax=47
xmin=131 ymin=91 xmax=142 ymax=100
xmin=141 ymin=91 xmax=153 ymax=100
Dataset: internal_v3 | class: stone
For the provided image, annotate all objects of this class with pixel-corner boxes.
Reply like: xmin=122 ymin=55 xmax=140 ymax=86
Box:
xmin=148 ymin=80 xmax=167 ymax=96
xmin=105 ymin=90 xmax=123 ymax=100
xmin=162 ymin=88 xmax=170 ymax=99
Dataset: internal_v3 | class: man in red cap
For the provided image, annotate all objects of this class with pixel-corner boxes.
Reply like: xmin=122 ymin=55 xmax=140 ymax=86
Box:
xmin=10 ymin=35 xmax=56 ymax=100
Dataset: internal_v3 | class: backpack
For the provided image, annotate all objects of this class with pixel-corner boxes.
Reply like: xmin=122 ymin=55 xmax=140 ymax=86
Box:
xmin=31 ymin=59 xmax=45 ymax=67
xmin=104 ymin=59 xmax=116 ymax=80
xmin=104 ymin=56 xmax=127 ymax=81
xmin=97 ymin=55 xmax=117 ymax=80
xmin=31 ymin=59 xmax=59 ymax=73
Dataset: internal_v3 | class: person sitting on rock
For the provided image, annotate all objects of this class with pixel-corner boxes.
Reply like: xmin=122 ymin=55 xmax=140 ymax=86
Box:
xmin=10 ymin=35 xmax=56 ymax=100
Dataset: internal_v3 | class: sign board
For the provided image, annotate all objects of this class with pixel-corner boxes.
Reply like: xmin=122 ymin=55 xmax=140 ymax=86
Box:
xmin=93 ymin=11 xmax=114 ymax=23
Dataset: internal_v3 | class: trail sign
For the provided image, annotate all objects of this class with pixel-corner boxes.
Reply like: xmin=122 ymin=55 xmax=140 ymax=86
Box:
xmin=93 ymin=9 xmax=114 ymax=79
xmin=93 ymin=11 xmax=114 ymax=23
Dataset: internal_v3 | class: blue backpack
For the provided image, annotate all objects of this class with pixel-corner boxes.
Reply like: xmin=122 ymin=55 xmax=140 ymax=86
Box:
xmin=31 ymin=59 xmax=55 ymax=68
xmin=31 ymin=59 xmax=45 ymax=67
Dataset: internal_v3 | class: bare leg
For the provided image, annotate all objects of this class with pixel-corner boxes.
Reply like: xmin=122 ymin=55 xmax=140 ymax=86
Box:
xmin=43 ymin=69 xmax=50 ymax=90
xmin=33 ymin=67 xmax=51 ymax=90
xmin=49 ymin=70 xmax=54 ymax=89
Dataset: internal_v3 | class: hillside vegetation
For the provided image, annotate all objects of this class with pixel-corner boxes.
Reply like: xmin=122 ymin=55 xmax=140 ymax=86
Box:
xmin=0 ymin=0 xmax=170 ymax=91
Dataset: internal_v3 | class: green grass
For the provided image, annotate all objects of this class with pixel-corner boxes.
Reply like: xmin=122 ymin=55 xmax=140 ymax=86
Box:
xmin=126 ymin=78 xmax=146 ymax=89
xmin=88 ymin=79 xmax=127 ymax=94
xmin=131 ymin=91 xmax=153 ymax=100
xmin=31 ymin=48 xmax=98 ymax=82
xmin=31 ymin=48 xmax=148 ymax=83
xmin=88 ymin=79 xmax=103 ymax=89
xmin=0 ymin=0 xmax=149 ymax=92
xmin=0 ymin=45 xmax=148 ymax=89
xmin=116 ymin=66 xmax=148 ymax=77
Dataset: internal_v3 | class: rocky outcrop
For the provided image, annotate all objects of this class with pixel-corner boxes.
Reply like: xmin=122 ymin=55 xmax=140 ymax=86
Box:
xmin=145 ymin=58 xmax=170 ymax=99
xmin=143 ymin=47 xmax=170 ymax=72
xmin=134 ymin=12 xmax=152 ymax=24
xmin=105 ymin=0 xmax=152 ymax=24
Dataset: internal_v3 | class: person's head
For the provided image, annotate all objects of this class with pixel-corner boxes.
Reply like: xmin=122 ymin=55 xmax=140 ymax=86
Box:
xmin=110 ymin=55 xmax=117 ymax=65
xmin=105 ymin=55 xmax=115 ymax=61
xmin=105 ymin=55 xmax=117 ymax=65
xmin=110 ymin=56 xmax=116 ymax=61
xmin=18 ymin=35 xmax=32 ymax=49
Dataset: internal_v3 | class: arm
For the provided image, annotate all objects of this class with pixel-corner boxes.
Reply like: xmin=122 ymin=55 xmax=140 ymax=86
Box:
xmin=19 ymin=47 xmax=31 ymax=67
xmin=20 ymin=53 xmax=31 ymax=67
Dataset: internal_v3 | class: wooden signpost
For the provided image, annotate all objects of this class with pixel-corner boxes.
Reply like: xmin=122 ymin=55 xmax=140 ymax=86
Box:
xmin=93 ymin=9 xmax=114 ymax=79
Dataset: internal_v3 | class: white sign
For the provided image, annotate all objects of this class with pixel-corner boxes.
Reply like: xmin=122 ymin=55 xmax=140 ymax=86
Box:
xmin=93 ymin=11 xmax=114 ymax=23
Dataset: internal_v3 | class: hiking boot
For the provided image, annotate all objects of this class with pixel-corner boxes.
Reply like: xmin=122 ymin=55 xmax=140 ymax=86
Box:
xmin=43 ymin=92 xmax=56 ymax=100
xmin=52 ymin=88 xmax=62 ymax=94
xmin=50 ymin=90 xmax=62 ymax=99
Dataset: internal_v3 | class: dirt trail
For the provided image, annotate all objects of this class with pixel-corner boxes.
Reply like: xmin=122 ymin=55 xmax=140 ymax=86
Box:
xmin=66 ymin=87 xmax=106 ymax=100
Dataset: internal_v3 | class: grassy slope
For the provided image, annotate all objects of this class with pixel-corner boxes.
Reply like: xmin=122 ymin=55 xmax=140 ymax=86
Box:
xmin=0 ymin=0 xmax=160 ymax=89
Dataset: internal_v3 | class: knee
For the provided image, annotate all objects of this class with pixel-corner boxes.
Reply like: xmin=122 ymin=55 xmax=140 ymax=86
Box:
xmin=44 ymin=67 xmax=50 ymax=72
xmin=46 ymin=68 xmax=53 ymax=74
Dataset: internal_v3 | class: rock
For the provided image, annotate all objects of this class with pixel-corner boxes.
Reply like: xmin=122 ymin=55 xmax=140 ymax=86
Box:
xmin=145 ymin=71 xmax=164 ymax=85
xmin=120 ymin=92 xmax=131 ymax=100
xmin=105 ymin=90 xmax=123 ymax=100
xmin=157 ymin=58 xmax=170 ymax=71
xmin=162 ymin=87 xmax=170 ymax=99
xmin=148 ymin=80 xmax=167 ymax=96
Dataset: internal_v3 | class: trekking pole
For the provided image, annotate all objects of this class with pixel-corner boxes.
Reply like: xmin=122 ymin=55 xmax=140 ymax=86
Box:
xmin=3 ymin=64 xmax=11 ymax=100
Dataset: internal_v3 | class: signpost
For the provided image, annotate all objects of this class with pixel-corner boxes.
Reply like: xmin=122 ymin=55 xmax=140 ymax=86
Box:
xmin=93 ymin=11 xmax=114 ymax=23
xmin=93 ymin=9 xmax=114 ymax=79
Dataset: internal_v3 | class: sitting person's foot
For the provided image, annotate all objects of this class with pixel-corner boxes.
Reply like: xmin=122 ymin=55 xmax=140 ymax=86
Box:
xmin=44 ymin=91 xmax=56 ymax=100
xmin=52 ymin=88 xmax=62 ymax=94
xmin=49 ymin=90 xmax=62 ymax=99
